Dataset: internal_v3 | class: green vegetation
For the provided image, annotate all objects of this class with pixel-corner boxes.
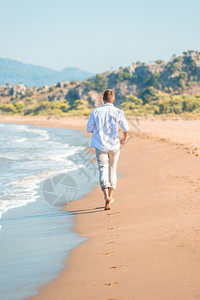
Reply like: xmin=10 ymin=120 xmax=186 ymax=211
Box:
xmin=0 ymin=98 xmax=91 ymax=117
xmin=85 ymin=74 xmax=108 ymax=92
xmin=140 ymin=87 xmax=157 ymax=104
xmin=116 ymin=71 xmax=132 ymax=83
xmin=0 ymin=103 xmax=18 ymax=114
xmin=24 ymin=99 xmax=71 ymax=116
xmin=167 ymin=62 xmax=180 ymax=74
xmin=48 ymin=86 xmax=55 ymax=93
xmin=144 ymin=73 xmax=161 ymax=89
xmin=120 ymin=95 xmax=144 ymax=114
xmin=70 ymin=80 xmax=78 ymax=85
xmin=119 ymin=93 xmax=200 ymax=116
xmin=1 ymin=91 xmax=200 ymax=117
xmin=179 ymin=72 xmax=187 ymax=80
xmin=173 ymin=56 xmax=182 ymax=63
xmin=136 ymin=61 xmax=145 ymax=66
xmin=94 ymin=74 xmax=108 ymax=92
xmin=68 ymin=99 xmax=91 ymax=116
xmin=155 ymin=59 xmax=164 ymax=65
xmin=0 ymin=101 xmax=25 ymax=114
xmin=187 ymin=57 xmax=196 ymax=72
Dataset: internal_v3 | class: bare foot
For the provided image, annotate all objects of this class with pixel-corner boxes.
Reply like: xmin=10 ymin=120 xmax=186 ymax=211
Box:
xmin=110 ymin=198 xmax=114 ymax=204
xmin=105 ymin=198 xmax=111 ymax=210
xmin=104 ymin=197 xmax=114 ymax=204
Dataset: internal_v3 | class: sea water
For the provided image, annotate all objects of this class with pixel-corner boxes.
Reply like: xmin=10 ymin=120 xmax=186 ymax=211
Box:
xmin=0 ymin=123 xmax=98 ymax=300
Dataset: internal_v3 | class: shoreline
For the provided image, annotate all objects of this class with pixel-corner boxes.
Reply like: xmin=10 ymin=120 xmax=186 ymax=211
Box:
xmin=1 ymin=116 xmax=200 ymax=299
xmin=0 ymin=115 xmax=89 ymax=132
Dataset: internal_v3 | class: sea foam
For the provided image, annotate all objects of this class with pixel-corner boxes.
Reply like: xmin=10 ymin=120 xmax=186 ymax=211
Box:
xmin=0 ymin=123 xmax=87 ymax=231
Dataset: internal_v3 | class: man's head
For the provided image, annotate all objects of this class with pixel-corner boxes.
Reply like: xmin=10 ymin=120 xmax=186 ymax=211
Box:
xmin=103 ymin=89 xmax=115 ymax=104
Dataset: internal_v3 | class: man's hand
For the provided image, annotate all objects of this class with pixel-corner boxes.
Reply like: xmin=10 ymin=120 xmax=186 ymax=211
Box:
xmin=120 ymin=131 xmax=128 ymax=145
xmin=120 ymin=138 xmax=125 ymax=145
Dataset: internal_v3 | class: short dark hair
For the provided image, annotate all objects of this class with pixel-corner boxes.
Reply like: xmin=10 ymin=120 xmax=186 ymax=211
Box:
xmin=103 ymin=89 xmax=115 ymax=102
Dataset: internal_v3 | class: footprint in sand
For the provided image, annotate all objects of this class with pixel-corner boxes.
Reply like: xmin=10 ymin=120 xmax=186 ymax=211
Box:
xmin=108 ymin=227 xmax=119 ymax=231
xmin=105 ymin=282 xmax=119 ymax=286
xmin=109 ymin=265 xmax=122 ymax=270
xmin=104 ymin=252 xmax=115 ymax=256
xmin=107 ymin=212 xmax=118 ymax=215
xmin=111 ymin=234 xmax=119 ymax=237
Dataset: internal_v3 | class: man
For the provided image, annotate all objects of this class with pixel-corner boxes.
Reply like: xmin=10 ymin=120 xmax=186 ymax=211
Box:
xmin=87 ymin=89 xmax=129 ymax=210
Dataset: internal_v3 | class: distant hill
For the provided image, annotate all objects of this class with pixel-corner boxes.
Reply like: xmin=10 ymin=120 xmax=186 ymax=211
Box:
xmin=0 ymin=58 xmax=93 ymax=87
xmin=1 ymin=51 xmax=200 ymax=117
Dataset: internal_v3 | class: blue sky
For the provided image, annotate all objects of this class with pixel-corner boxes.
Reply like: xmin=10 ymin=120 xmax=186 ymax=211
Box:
xmin=0 ymin=0 xmax=200 ymax=73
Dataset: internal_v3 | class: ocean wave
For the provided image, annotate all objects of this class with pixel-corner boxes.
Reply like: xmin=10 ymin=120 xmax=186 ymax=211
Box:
xmin=0 ymin=145 xmax=84 ymax=162
xmin=14 ymin=137 xmax=27 ymax=143
xmin=0 ymin=160 xmax=86 ymax=230
xmin=0 ymin=123 xmax=89 ymax=232
xmin=2 ymin=123 xmax=50 ymax=141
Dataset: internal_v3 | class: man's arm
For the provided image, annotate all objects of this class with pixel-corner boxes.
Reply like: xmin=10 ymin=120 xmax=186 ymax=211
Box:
xmin=119 ymin=110 xmax=129 ymax=144
xmin=87 ymin=111 xmax=95 ymax=133
xmin=120 ymin=131 xmax=128 ymax=145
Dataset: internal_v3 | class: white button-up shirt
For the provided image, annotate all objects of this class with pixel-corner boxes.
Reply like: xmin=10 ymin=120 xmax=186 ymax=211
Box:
xmin=87 ymin=103 xmax=129 ymax=151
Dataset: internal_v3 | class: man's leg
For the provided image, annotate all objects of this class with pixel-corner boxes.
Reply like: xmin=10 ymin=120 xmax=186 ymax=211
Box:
xmin=109 ymin=188 xmax=114 ymax=201
xmin=108 ymin=148 xmax=120 ymax=201
xmin=103 ymin=188 xmax=112 ymax=210
xmin=103 ymin=188 xmax=109 ymax=200
xmin=95 ymin=148 xmax=111 ymax=209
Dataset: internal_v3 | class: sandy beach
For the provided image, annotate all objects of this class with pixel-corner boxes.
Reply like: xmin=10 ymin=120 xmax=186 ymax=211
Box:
xmin=1 ymin=115 xmax=200 ymax=299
